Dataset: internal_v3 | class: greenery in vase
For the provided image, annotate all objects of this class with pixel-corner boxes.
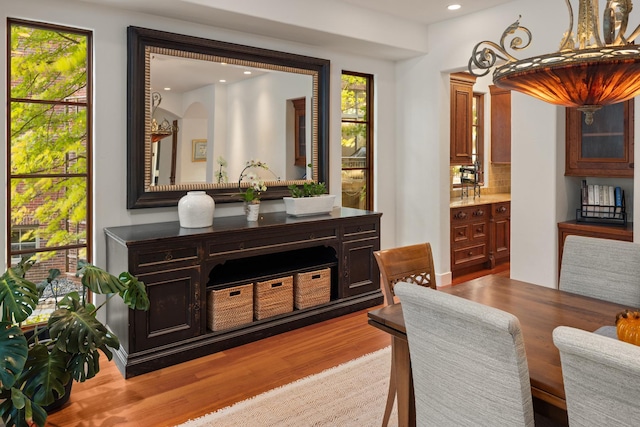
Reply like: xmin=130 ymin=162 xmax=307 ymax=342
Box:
xmin=288 ymin=181 xmax=327 ymax=198
xmin=0 ymin=258 xmax=150 ymax=427
xmin=237 ymin=160 xmax=270 ymax=203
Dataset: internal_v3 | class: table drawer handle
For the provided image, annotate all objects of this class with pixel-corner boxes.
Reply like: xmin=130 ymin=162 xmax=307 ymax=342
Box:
xmin=454 ymin=212 xmax=467 ymax=220
xmin=497 ymin=206 xmax=507 ymax=213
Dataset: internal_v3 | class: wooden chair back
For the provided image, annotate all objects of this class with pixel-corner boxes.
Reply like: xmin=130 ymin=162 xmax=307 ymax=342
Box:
xmin=374 ymin=243 xmax=436 ymax=305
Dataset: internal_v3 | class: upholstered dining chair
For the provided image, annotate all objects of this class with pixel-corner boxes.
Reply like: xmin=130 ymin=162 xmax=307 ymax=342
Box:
xmin=373 ymin=243 xmax=436 ymax=426
xmin=553 ymin=326 xmax=640 ymax=426
xmin=394 ymin=282 xmax=535 ymax=426
xmin=559 ymin=235 xmax=640 ymax=306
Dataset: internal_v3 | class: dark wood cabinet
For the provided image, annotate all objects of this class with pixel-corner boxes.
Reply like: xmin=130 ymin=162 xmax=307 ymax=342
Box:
xmin=489 ymin=201 xmax=510 ymax=267
xmin=566 ymin=100 xmax=634 ymax=177
xmin=489 ymin=85 xmax=511 ymax=164
xmin=451 ymin=205 xmax=489 ymax=272
xmin=450 ymin=72 xmax=477 ymax=165
xmin=451 ymin=200 xmax=510 ymax=276
xmin=292 ymin=98 xmax=306 ymax=167
xmin=105 ymin=208 xmax=382 ymax=378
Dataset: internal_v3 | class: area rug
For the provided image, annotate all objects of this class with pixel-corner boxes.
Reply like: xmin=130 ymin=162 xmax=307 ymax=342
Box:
xmin=177 ymin=346 xmax=397 ymax=427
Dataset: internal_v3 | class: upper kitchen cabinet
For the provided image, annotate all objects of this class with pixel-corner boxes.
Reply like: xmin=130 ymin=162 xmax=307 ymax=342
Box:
xmin=450 ymin=72 xmax=477 ymax=165
xmin=566 ymin=100 xmax=634 ymax=177
xmin=489 ymin=85 xmax=511 ymax=164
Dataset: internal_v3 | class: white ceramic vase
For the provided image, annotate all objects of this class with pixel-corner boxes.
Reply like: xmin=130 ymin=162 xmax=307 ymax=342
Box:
xmin=245 ymin=202 xmax=260 ymax=221
xmin=178 ymin=191 xmax=215 ymax=228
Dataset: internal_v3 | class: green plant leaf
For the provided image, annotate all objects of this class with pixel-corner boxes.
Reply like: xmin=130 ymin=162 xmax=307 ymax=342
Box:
xmin=77 ymin=262 xmax=126 ymax=294
xmin=47 ymin=300 xmax=118 ymax=356
xmin=118 ymin=272 xmax=150 ymax=311
xmin=0 ymin=386 xmax=47 ymax=427
xmin=0 ymin=322 xmax=28 ymax=389
xmin=18 ymin=344 xmax=70 ymax=408
xmin=67 ymin=348 xmax=102 ymax=382
xmin=0 ymin=268 xmax=38 ymax=324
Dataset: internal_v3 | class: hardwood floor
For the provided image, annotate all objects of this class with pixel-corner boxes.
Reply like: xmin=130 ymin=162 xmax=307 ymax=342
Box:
xmin=45 ymin=263 xmax=509 ymax=427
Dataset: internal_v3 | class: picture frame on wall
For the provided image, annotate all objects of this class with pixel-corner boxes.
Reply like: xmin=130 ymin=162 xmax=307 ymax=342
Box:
xmin=192 ymin=139 xmax=207 ymax=162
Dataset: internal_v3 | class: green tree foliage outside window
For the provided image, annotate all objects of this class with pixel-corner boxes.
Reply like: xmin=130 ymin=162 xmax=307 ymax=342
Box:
xmin=9 ymin=22 xmax=90 ymax=268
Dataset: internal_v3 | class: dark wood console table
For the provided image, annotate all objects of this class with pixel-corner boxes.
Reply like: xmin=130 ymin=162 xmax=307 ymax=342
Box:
xmin=105 ymin=207 xmax=383 ymax=378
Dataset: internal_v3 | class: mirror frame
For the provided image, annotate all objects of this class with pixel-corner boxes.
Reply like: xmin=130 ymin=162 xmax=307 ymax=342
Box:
xmin=127 ymin=26 xmax=330 ymax=208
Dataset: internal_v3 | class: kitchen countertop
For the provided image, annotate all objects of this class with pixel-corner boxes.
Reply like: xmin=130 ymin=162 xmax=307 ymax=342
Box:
xmin=450 ymin=193 xmax=511 ymax=208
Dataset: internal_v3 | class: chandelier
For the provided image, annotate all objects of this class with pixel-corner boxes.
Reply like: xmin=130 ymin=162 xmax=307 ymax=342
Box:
xmin=469 ymin=0 xmax=640 ymax=124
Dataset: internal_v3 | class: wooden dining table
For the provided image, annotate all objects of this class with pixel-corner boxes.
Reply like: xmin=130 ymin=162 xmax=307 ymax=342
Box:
xmin=367 ymin=274 xmax=630 ymax=427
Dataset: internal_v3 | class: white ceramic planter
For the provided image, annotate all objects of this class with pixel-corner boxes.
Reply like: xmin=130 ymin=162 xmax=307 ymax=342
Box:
xmin=178 ymin=191 xmax=215 ymax=228
xmin=283 ymin=194 xmax=336 ymax=217
xmin=245 ymin=202 xmax=260 ymax=221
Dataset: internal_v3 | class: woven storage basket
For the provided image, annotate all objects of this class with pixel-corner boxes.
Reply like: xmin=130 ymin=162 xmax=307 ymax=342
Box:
xmin=254 ymin=276 xmax=293 ymax=320
xmin=294 ymin=268 xmax=331 ymax=309
xmin=207 ymin=283 xmax=253 ymax=331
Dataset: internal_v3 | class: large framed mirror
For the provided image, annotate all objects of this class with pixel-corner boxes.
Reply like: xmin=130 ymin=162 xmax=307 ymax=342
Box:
xmin=127 ymin=26 xmax=330 ymax=208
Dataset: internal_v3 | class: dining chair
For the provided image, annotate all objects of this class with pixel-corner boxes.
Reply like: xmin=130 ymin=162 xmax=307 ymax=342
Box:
xmin=553 ymin=326 xmax=640 ymax=426
xmin=373 ymin=243 xmax=436 ymax=305
xmin=394 ymin=281 xmax=535 ymax=426
xmin=559 ymin=235 xmax=640 ymax=306
xmin=373 ymin=243 xmax=436 ymax=426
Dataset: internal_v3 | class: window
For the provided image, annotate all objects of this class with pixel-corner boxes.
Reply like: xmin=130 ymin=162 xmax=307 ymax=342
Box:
xmin=8 ymin=19 xmax=92 ymax=323
xmin=341 ymin=72 xmax=373 ymax=210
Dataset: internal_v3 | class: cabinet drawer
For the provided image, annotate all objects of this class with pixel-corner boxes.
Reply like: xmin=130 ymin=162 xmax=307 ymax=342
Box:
xmin=452 ymin=243 xmax=488 ymax=267
xmin=452 ymin=224 xmax=470 ymax=243
xmin=451 ymin=206 xmax=488 ymax=223
xmin=491 ymin=202 xmax=510 ymax=219
xmin=132 ymin=245 xmax=200 ymax=273
xmin=207 ymin=227 xmax=339 ymax=256
xmin=343 ymin=221 xmax=379 ymax=240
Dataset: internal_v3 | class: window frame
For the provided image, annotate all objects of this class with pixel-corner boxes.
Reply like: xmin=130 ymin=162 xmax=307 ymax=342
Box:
xmin=6 ymin=18 xmax=93 ymax=268
xmin=341 ymin=70 xmax=374 ymax=210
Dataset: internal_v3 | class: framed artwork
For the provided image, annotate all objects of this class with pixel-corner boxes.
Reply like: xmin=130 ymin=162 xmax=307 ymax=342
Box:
xmin=192 ymin=139 xmax=207 ymax=162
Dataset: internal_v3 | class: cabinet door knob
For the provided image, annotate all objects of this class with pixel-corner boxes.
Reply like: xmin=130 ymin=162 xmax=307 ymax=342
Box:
xmin=238 ymin=242 xmax=245 ymax=250
xmin=164 ymin=252 xmax=173 ymax=261
xmin=468 ymin=251 xmax=473 ymax=256
xmin=458 ymin=231 xmax=464 ymax=236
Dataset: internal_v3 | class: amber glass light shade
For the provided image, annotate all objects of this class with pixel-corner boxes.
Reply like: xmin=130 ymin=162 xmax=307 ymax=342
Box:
xmin=493 ymin=45 xmax=640 ymax=109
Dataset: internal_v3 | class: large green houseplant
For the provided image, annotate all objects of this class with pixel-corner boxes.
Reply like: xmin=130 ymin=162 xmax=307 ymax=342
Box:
xmin=0 ymin=259 xmax=150 ymax=427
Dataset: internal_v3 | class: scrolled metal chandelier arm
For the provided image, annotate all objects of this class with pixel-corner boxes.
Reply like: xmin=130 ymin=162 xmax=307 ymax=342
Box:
xmin=468 ymin=17 xmax=532 ymax=77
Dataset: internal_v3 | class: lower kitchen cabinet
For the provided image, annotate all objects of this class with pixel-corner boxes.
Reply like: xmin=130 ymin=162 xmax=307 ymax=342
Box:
xmin=451 ymin=200 xmax=510 ymax=276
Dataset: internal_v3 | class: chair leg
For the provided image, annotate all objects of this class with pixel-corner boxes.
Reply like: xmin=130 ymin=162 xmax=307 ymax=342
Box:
xmin=382 ymin=347 xmax=397 ymax=427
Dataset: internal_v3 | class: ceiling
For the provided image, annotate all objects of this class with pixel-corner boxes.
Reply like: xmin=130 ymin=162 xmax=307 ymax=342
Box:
xmin=73 ymin=0 xmax=514 ymax=60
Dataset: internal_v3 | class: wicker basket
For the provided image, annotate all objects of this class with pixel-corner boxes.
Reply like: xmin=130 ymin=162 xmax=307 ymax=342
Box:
xmin=254 ymin=276 xmax=293 ymax=320
xmin=294 ymin=268 xmax=331 ymax=309
xmin=207 ymin=283 xmax=253 ymax=331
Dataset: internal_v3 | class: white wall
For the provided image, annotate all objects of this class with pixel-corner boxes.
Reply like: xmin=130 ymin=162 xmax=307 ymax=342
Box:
xmin=1 ymin=0 xmax=397 ymax=268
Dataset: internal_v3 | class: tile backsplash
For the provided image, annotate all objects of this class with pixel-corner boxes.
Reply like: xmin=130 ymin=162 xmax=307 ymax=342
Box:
xmin=450 ymin=163 xmax=511 ymax=198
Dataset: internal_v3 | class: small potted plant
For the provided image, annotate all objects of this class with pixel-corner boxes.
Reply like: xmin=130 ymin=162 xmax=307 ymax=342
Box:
xmin=284 ymin=181 xmax=336 ymax=217
xmin=0 ymin=258 xmax=150 ymax=427
xmin=236 ymin=160 xmax=270 ymax=221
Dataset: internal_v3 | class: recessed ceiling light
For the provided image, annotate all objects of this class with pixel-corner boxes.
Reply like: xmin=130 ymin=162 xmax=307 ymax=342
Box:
xmin=244 ymin=71 xmax=252 ymax=75
xmin=219 ymin=79 xmax=226 ymax=83
xmin=448 ymin=4 xmax=461 ymax=11
xmin=163 ymin=87 xmax=171 ymax=91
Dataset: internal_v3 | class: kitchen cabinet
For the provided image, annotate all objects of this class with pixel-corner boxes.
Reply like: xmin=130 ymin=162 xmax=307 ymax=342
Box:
xmin=450 ymin=72 xmax=477 ymax=165
xmin=105 ymin=208 xmax=383 ymax=378
xmin=450 ymin=200 xmax=510 ymax=276
xmin=451 ymin=204 xmax=489 ymax=274
xmin=565 ymin=100 xmax=634 ymax=177
xmin=489 ymin=85 xmax=511 ymax=164
xmin=489 ymin=201 xmax=510 ymax=267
